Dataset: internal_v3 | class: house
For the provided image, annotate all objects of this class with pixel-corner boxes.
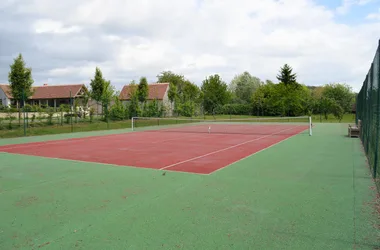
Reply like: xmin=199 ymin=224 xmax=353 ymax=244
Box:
xmin=0 ymin=83 xmax=88 ymax=110
xmin=119 ymin=82 xmax=173 ymax=116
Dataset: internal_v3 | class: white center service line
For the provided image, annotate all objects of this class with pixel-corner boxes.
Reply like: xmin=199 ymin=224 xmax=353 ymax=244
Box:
xmin=160 ymin=126 xmax=300 ymax=170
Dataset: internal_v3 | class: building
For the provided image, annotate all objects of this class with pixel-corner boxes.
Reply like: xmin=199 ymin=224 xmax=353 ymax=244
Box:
xmin=0 ymin=84 xmax=88 ymax=110
xmin=119 ymin=82 xmax=173 ymax=116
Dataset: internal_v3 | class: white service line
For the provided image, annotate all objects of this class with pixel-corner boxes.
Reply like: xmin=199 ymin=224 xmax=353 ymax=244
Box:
xmin=160 ymin=126 xmax=300 ymax=170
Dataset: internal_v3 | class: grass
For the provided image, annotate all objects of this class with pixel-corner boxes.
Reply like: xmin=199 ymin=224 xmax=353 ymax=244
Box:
xmin=0 ymin=123 xmax=378 ymax=249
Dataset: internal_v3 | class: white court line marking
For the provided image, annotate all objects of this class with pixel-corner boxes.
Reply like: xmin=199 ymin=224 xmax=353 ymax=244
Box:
xmin=0 ymin=152 xmax=209 ymax=177
xmin=0 ymin=130 xmax=185 ymax=151
xmin=0 ymin=132 xmax=139 ymax=151
xmin=160 ymin=126 xmax=301 ymax=170
xmin=209 ymin=126 xmax=308 ymax=175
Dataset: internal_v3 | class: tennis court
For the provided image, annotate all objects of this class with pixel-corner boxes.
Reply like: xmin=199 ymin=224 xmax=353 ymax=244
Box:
xmin=0 ymin=118 xmax=379 ymax=249
xmin=0 ymin=117 xmax=310 ymax=174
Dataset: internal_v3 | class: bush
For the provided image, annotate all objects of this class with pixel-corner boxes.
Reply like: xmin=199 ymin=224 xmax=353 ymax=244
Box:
xmin=175 ymin=101 xmax=195 ymax=117
xmin=214 ymin=104 xmax=252 ymax=115
xmin=23 ymin=104 xmax=32 ymax=112
xmin=89 ymin=107 xmax=95 ymax=123
xmin=109 ymin=98 xmax=126 ymax=121
xmin=45 ymin=107 xmax=55 ymax=125
xmin=143 ymin=99 xmax=162 ymax=117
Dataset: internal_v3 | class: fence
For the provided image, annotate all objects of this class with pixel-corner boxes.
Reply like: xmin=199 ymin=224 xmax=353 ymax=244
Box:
xmin=356 ymin=39 xmax=380 ymax=192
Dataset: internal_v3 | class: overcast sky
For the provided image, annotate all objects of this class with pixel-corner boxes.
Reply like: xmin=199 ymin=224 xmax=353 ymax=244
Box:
xmin=0 ymin=0 xmax=379 ymax=92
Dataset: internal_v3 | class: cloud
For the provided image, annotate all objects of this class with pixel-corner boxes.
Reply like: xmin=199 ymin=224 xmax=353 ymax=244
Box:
xmin=367 ymin=8 xmax=380 ymax=19
xmin=0 ymin=0 xmax=379 ymax=92
xmin=33 ymin=19 xmax=82 ymax=34
xmin=336 ymin=0 xmax=374 ymax=15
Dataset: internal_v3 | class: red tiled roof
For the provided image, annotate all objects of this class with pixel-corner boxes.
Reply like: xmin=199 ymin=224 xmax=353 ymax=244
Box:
xmin=0 ymin=84 xmax=12 ymax=98
xmin=0 ymin=84 xmax=85 ymax=100
xmin=32 ymin=84 xmax=85 ymax=99
xmin=119 ymin=83 xmax=169 ymax=100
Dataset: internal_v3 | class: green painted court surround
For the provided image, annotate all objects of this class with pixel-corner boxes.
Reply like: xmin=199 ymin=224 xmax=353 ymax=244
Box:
xmin=0 ymin=124 xmax=379 ymax=249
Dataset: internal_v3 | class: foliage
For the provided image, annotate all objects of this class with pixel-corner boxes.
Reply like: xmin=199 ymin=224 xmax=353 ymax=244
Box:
xmin=157 ymin=71 xmax=200 ymax=116
xmin=101 ymin=80 xmax=115 ymax=121
xmin=276 ymin=64 xmax=297 ymax=86
xmin=81 ymin=87 xmax=91 ymax=119
xmin=322 ymin=83 xmax=355 ymax=113
xmin=109 ymin=96 xmax=125 ymax=121
xmin=143 ymin=99 xmax=162 ymax=117
xmin=8 ymin=53 xmax=34 ymax=105
xmin=214 ymin=104 xmax=253 ymax=115
xmin=45 ymin=107 xmax=55 ymax=125
xmin=128 ymin=82 xmax=140 ymax=118
xmin=89 ymin=107 xmax=95 ymax=123
xmin=229 ymin=72 xmax=261 ymax=104
xmin=175 ymin=101 xmax=195 ymax=117
xmin=23 ymin=104 xmax=32 ymax=112
xmin=168 ymin=82 xmax=177 ymax=104
xmin=332 ymin=102 xmax=344 ymax=122
xmin=201 ymin=74 xmax=231 ymax=114
xmin=137 ymin=77 xmax=149 ymax=103
xmin=90 ymin=67 xmax=105 ymax=104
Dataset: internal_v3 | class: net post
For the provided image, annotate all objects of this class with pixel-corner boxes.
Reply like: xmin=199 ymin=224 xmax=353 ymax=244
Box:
xmin=131 ymin=117 xmax=134 ymax=131
xmin=309 ymin=116 xmax=312 ymax=136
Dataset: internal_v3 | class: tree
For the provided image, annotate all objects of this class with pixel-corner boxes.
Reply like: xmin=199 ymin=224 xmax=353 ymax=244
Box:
xmin=157 ymin=71 xmax=200 ymax=117
xmin=8 ymin=53 xmax=34 ymax=106
xmin=90 ymin=67 xmax=105 ymax=104
xmin=90 ymin=67 xmax=105 ymax=114
xmin=78 ymin=88 xmax=90 ymax=119
xmin=276 ymin=64 xmax=297 ymax=86
xmin=168 ymin=82 xmax=177 ymax=114
xmin=322 ymin=83 xmax=355 ymax=113
xmin=101 ymin=80 xmax=115 ymax=121
xmin=137 ymin=77 xmax=149 ymax=104
xmin=157 ymin=71 xmax=185 ymax=94
xmin=201 ymin=74 xmax=230 ymax=113
xmin=229 ymin=72 xmax=261 ymax=104
xmin=128 ymin=81 xmax=140 ymax=118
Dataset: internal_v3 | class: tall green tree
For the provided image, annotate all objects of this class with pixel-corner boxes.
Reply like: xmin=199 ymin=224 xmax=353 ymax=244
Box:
xmin=201 ymin=74 xmax=230 ymax=113
xmin=137 ymin=77 xmax=149 ymax=103
xmin=322 ymin=83 xmax=354 ymax=113
xmin=90 ymin=67 xmax=105 ymax=104
xmin=276 ymin=64 xmax=297 ymax=86
xmin=229 ymin=71 xmax=261 ymax=104
xmin=128 ymin=81 xmax=140 ymax=118
xmin=168 ymin=82 xmax=177 ymax=113
xmin=8 ymin=53 xmax=34 ymax=107
xmin=157 ymin=71 xmax=185 ymax=93
xmin=157 ymin=71 xmax=200 ymax=117
xmin=101 ymin=80 xmax=115 ymax=120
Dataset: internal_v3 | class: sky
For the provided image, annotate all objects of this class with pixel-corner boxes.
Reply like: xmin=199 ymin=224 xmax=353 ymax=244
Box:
xmin=0 ymin=0 xmax=379 ymax=92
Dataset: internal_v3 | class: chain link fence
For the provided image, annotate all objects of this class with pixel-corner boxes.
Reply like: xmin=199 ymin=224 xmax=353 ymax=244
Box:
xmin=356 ymin=39 xmax=380 ymax=192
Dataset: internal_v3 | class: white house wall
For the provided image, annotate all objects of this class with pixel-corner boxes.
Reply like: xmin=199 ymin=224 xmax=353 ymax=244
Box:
xmin=0 ymin=88 xmax=10 ymax=107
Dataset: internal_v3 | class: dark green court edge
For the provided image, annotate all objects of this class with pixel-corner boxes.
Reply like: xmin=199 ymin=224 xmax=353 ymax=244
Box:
xmin=0 ymin=123 xmax=379 ymax=249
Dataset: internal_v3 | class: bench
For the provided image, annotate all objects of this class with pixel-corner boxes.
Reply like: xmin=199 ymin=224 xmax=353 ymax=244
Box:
xmin=348 ymin=124 xmax=360 ymax=138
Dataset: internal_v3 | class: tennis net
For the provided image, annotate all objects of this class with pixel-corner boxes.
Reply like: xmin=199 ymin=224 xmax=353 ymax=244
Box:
xmin=131 ymin=116 xmax=312 ymax=136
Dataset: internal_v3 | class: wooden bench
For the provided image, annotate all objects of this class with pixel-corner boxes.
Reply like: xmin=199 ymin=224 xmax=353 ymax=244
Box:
xmin=348 ymin=124 xmax=360 ymax=138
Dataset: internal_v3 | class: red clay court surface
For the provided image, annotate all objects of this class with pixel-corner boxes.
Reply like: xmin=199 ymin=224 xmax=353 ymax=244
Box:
xmin=0 ymin=124 xmax=308 ymax=174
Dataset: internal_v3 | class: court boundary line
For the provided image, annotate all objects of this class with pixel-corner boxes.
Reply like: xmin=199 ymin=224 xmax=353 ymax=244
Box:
xmin=160 ymin=126 xmax=302 ymax=171
xmin=0 ymin=129 xmax=201 ymax=151
xmin=209 ymin=127 xmax=308 ymax=175
xmin=1 ymin=152 xmax=209 ymax=176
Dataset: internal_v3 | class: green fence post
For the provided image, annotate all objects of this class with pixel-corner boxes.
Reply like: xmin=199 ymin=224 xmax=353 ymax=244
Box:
xmin=22 ymin=89 xmax=26 ymax=136
xmin=70 ymin=90 xmax=73 ymax=133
